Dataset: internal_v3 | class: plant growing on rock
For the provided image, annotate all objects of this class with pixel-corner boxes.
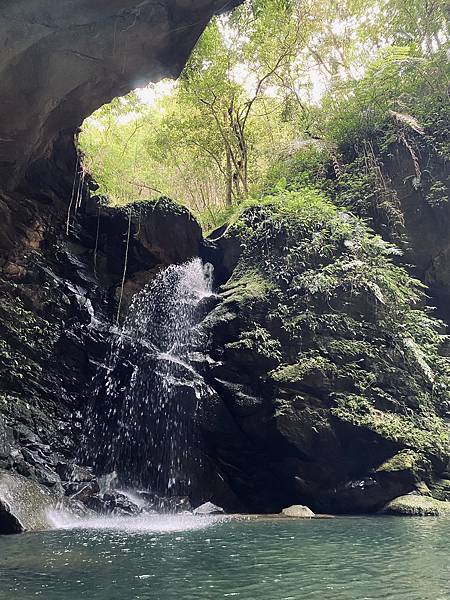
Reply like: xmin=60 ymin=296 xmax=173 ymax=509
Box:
xmin=213 ymin=187 xmax=450 ymax=499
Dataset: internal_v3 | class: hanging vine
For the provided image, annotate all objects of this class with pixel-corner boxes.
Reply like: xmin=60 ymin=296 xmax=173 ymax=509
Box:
xmin=115 ymin=207 xmax=133 ymax=326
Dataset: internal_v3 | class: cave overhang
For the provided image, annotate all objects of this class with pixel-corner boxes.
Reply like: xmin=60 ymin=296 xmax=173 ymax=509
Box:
xmin=0 ymin=0 xmax=241 ymax=188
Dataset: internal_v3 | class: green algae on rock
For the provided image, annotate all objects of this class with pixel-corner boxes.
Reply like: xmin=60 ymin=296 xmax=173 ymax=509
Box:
xmin=383 ymin=494 xmax=450 ymax=516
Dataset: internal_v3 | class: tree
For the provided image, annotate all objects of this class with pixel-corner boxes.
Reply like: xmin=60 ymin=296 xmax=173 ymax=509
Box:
xmin=79 ymin=0 xmax=449 ymax=228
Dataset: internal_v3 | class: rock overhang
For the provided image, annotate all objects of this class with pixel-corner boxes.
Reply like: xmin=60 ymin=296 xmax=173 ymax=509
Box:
xmin=0 ymin=0 xmax=241 ymax=187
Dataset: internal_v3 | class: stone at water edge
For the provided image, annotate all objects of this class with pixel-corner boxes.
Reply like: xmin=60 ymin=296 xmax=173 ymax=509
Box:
xmin=382 ymin=494 xmax=450 ymax=516
xmin=281 ymin=505 xmax=315 ymax=518
xmin=193 ymin=502 xmax=225 ymax=515
xmin=0 ymin=498 xmax=24 ymax=534
xmin=0 ymin=470 xmax=60 ymax=533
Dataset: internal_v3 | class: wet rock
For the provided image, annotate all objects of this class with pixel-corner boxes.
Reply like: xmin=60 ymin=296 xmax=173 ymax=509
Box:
xmin=157 ymin=496 xmax=193 ymax=513
xmin=0 ymin=418 xmax=13 ymax=460
xmin=193 ymin=501 xmax=225 ymax=515
xmin=383 ymin=494 xmax=450 ymax=516
xmin=0 ymin=498 xmax=24 ymax=534
xmin=82 ymin=495 xmax=106 ymax=513
xmin=135 ymin=492 xmax=192 ymax=513
xmin=281 ymin=505 xmax=315 ymax=518
xmin=56 ymin=462 xmax=95 ymax=483
xmin=103 ymin=492 xmax=141 ymax=516
xmin=66 ymin=480 xmax=100 ymax=502
xmin=0 ymin=470 xmax=60 ymax=533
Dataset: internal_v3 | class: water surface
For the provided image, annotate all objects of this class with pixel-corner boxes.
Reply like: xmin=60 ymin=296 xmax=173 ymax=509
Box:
xmin=1 ymin=515 xmax=449 ymax=599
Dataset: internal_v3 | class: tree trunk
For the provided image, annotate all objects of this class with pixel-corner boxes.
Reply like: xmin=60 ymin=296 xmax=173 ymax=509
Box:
xmin=225 ymin=147 xmax=233 ymax=206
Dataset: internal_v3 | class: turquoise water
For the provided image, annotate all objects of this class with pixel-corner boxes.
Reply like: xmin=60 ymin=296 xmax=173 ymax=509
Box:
xmin=0 ymin=515 xmax=449 ymax=599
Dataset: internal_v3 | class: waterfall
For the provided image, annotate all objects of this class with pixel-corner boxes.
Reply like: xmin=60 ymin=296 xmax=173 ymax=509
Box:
xmin=84 ymin=258 xmax=214 ymax=500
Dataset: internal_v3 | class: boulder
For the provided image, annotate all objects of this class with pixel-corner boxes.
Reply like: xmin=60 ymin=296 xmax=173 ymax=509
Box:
xmin=0 ymin=470 xmax=59 ymax=533
xmin=0 ymin=498 xmax=24 ymax=534
xmin=281 ymin=505 xmax=315 ymax=518
xmin=66 ymin=480 xmax=100 ymax=502
xmin=103 ymin=492 xmax=141 ymax=516
xmin=193 ymin=501 xmax=225 ymax=515
xmin=382 ymin=494 xmax=450 ymax=516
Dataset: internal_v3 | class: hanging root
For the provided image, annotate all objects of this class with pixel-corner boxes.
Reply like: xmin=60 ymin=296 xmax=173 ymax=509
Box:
xmin=399 ymin=133 xmax=422 ymax=187
xmin=362 ymin=139 xmax=405 ymax=233
xmin=66 ymin=154 xmax=80 ymax=235
xmin=93 ymin=205 xmax=101 ymax=278
xmin=116 ymin=207 xmax=132 ymax=326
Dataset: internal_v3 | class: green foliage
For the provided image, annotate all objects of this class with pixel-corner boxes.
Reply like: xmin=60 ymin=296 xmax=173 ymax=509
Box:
xmin=222 ymin=186 xmax=450 ymax=460
xmin=262 ymin=144 xmax=333 ymax=196
xmin=226 ymin=324 xmax=282 ymax=360
xmin=262 ymin=45 xmax=449 ymax=242
xmin=322 ymin=46 xmax=449 ymax=149
xmin=272 ymin=355 xmax=337 ymax=383
xmin=79 ymin=0 xmax=449 ymax=231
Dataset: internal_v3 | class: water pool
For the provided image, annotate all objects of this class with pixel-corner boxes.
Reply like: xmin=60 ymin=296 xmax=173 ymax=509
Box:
xmin=0 ymin=514 xmax=449 ymax=599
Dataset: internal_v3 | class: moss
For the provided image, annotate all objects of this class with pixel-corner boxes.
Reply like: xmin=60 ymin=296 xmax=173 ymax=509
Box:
xmin=221 ymin=267 xmax=274 ymax=305
xmin=376 ymin=450 xmax=422 ymax=474
xmin=271 ymin=356 xmax=337 ymax=384
xmin=429 ymin=478 xmax=450 ymax=502
xmin=383 ymin=494 xmax=450 ymax=516
xmin=332 ymin=395 xmax=449 ymax=459
xmin=225 ymin=324 xmax=282 ymax=360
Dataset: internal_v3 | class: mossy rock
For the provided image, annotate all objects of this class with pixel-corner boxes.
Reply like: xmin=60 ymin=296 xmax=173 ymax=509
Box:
xmin=281 ymin=504 xmax=315 ymax=518
xmin=383 ymin=494 xmax=450 ymax=516
xmin=221 ymin=267 xmax=273 ymax=305
xmin=375 ymin=450 xmax=430 ymax=481
xmin=428 ymin=477 xmax=450 ymax=502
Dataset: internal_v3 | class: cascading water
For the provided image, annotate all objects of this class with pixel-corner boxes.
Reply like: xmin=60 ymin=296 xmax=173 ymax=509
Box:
xmin=83 ymin=258 xmax=215 ymax=501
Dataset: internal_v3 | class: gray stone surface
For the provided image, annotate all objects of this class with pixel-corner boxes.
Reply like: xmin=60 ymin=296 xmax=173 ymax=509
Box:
xmin=281 ymin=505 xmax=315 ymax=518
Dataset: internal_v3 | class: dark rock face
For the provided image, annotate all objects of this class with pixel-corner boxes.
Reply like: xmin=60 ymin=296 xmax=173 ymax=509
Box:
xmin=0 ymin=162 xmax=206 ymax=517
xmin=0 ymin=0 xmax=239 ymax=186
xmin=381 ymin=143 xmax=450 ymax=323
xmin=72 ymin=195 xmax=204 ymax=310
xmin=0 ymin=499 xmax=24 ymax=535
xmin=198 ymin=203 xmax=450 ymax=515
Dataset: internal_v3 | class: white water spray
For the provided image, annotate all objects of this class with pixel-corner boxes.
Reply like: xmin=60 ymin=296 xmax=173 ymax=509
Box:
xmin=83 ymin=258 xmax=215 ymax=500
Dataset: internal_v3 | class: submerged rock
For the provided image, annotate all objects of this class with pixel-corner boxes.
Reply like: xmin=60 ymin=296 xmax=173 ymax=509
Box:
xmin=193 ymin=502 xmax=225 ymax=515
xmin=383 ymin=494 xmax=450 ymax=516
xmin=281 ymin=505 xmax=315 ymax=518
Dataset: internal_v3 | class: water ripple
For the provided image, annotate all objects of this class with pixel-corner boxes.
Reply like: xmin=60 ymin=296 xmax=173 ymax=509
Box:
xmin=0 ymin=516 xmax=449 ymax=600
